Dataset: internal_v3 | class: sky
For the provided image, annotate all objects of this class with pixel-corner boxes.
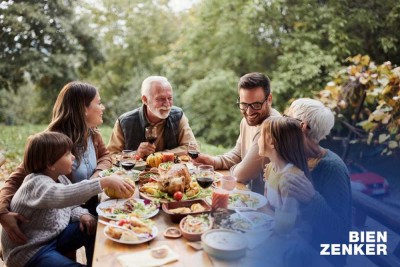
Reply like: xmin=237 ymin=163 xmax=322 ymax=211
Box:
xmin=169 ymin=0 xmax=199 ymax=12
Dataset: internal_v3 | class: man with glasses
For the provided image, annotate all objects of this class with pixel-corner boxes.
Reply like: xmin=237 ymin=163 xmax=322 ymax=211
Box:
xmin=194 ymin=72 xmax=280 ymax=193
xmin=107 ymin=76 xmax=196 ymax=158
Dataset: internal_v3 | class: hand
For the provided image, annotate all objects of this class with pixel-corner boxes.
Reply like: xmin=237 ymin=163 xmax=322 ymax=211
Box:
xmin=192 ymin=153 xmax=215 ymax=166
xmin=281 ymin=174 xmax=315 ymax=204
xmin=79 ymin=214 xmax=97 ymax=235
xmin=101 ymin=175 xmax=135 ymax=197
xmin=137 ymin=142 xmax=156 ymax=158
xmin=0 ymin=212 xmax=29 ymax=244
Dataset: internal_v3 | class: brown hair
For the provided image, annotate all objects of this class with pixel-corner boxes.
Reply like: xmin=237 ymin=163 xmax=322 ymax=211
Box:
xmin=259 ymin=116 xmax=311 ymax=179
xmin=46 ymin=81 xmax=97 ymax=162
xmin=238 ymin=72 xmax=271 ymax=97
xmin=23 ymin=132 xmax=73 ymax=173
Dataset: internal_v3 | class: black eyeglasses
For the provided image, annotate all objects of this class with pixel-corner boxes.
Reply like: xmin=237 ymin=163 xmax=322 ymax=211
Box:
xmin=236 ymin=97 xmax=268 ymax=111
xmin=283 ymin=114 xmax=311 ymax=130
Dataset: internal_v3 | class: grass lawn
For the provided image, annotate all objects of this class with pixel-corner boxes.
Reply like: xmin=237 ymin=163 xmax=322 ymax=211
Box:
xmin=0 ymin=124 xmax=230 ymax=180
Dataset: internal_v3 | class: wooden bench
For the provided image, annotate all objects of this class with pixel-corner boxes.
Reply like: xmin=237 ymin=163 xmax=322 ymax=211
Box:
xmin=352 ymin=190 xmax=400 ymax=267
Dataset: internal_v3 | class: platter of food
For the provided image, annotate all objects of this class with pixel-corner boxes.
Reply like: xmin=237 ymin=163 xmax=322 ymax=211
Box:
xmin=96 ymin=198 xmax=159 ymax=220
xmin=103 ymin=217 xmax=158 ymax=244
xmin=99 ymin=167 xmax=140 ymax=182
xmin=139 ymin=163 xmax=212 ymax=203
xmin=228 ymin=212 xmax=274 ymax=232
xmin=207 ymin=190 xmax=268 ymax=211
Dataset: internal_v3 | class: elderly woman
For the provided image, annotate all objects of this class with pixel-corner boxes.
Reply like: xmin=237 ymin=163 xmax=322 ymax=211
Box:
xmin=282 ymin=98 xmax=351 ymax=267
xmin=0 ymin=82 xmax=134 ymax=246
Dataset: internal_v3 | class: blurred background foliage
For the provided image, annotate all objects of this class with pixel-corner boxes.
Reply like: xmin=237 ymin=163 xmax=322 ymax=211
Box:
xmin=1 ymin=0 xmax=400 ymax=151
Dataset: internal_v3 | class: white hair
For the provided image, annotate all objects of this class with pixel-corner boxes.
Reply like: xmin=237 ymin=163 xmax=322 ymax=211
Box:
xmin=141 ymin=76 xmax=171 ymax=98
xmin=287 ymin=98 xmax=335 ymax=142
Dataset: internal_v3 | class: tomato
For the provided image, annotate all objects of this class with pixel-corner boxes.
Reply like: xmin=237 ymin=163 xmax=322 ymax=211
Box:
xmin=173 ymin=191 xmax=183 ymax=201
xmin=117 ymin=219 xmax=129 ymax=226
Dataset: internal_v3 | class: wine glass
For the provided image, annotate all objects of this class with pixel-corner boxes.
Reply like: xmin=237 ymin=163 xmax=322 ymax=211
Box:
xmin=187 ymin=141 xmax=200 ymax=159
xmin=196 ymin=165 xmax=214 ymax=189
xmin=145 ymin=126 xmax=157 ymax=144
xmin=120 ymin=150 xmax=136 ymax=171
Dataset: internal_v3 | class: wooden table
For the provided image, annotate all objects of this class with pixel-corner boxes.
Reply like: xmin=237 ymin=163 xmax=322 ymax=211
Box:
xmin=92 ymin=170 xmax=330 ymax=267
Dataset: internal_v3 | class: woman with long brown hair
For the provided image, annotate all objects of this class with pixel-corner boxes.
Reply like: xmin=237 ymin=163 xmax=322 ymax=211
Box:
xmin=0 ymin=82 xmax=134 ymax=246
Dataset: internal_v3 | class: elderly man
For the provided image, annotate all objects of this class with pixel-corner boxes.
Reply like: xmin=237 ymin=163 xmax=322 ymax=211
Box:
xmin=282 ymin=98 xmax=351 ymax=267
xmin=194 ymin=72 xmax=280 ymax=193
xmin=107 ymin=76 xmax=196 ymax=158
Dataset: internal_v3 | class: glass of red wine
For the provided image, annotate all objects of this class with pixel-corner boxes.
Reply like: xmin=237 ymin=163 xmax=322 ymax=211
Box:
xmin=196 ymin=165 xmax=214 ymax=189
xmin=120 ymin=150 xmax=136 ymax=171
xmin=145 ymin=126 xmax=157 ymax=144
xmin=187 ymin=141 xmax=200 ymax=159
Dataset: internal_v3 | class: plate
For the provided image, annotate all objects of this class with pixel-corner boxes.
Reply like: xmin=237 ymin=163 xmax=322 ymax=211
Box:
xmin=206 ymin=190 xmax=268 ymax=211
xmin=99 ymin=167 xmax=140 ymax=182
xmin=229 ymin=212 xmax=273 ymax=232
xmin=103 ymin=225 xmax=158 ymax=245
xmin=96 ymin=198 xmax=159 ymax=220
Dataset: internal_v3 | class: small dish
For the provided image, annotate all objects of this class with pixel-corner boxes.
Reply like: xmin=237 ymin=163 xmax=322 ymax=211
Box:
xmin=163 ymin=227 xmax=182 ymax=238
xmin=179 ymin=215 xmax=213 ymax=241
xmin=162 ymin=199 xmax=211 ymax=223
xmin=201 ymin=229 xmax=247 ymax=260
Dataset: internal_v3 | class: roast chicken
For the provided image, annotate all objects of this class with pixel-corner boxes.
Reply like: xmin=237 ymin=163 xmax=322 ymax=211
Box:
xmin=157 ymin=163 xmax=191 ymax=195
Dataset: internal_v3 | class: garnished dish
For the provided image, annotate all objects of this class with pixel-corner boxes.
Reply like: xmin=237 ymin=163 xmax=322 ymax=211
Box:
xmin=103 ymin=217 xmax=158 ymax=244
xmin=206 ymin=190 xmax=268 ymax=210
xmin=96 ymin=199 xmax=159 ymax=220
xmin=99 ymin=167 xmax=140 ymax=182
xmin=221 ymin=212 xmax=274 ymax=232
xmin=228 ymin=190 xmax=267 ymax=210
xmin=179 ymin=214 xmax=213 ymax=241
xmin=140 ymin=164 xmax=212 ymax=202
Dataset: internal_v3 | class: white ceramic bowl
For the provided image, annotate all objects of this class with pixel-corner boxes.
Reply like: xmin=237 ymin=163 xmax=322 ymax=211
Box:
xmin=201 ymin=229 xmax=247 ymax=260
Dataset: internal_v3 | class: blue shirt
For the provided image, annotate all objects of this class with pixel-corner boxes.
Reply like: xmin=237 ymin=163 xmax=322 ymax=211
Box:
xmin=72 ymin=136 xmax=97 ymax=183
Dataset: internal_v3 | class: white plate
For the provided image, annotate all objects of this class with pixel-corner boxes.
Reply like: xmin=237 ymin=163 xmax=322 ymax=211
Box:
xmin=96 ymin=199 xmax=159 ymax=220
xmin=228 ymin=190 xmax=268 ymax=210
xmin=99 ymin=168 xmax=140 ymax=182
xmin=103 ymin=225 xmax=158 ymax=245
xmin=230 ymin=212 xmax=273 ymax=232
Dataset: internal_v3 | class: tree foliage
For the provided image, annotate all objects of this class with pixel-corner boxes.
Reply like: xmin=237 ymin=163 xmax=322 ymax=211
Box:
xmin=317 ymin=55 xmax=400 ymax=155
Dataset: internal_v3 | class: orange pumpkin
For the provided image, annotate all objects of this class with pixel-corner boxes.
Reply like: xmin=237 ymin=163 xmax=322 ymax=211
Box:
xmin=146 ymin=153 xmax=163 ymax=167
xmin=104 ymin=178 xmax=135 ymax=199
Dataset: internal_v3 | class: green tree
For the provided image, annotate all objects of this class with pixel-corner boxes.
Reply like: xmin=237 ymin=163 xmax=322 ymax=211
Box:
xmin=0 ymin=0 xmax=102 ymax=122
xmin=181 ymin=70 xmax=241 ymax=147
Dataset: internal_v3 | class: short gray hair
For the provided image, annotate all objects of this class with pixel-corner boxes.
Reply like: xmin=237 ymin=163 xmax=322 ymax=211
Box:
xmin=141 ymin=76 xmax=171 ymax=98
xmin=287 ymin=98 xmax=334 ymax=142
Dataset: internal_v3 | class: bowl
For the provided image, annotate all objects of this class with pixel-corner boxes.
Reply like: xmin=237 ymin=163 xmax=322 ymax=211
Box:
xmin=133 ymin=161 xmax=146 ymax=171
xmin=179 ymin=215 xmax=213 ymax=241
xmin=221 ymin=175 xmax=236 ymax=191
xmin=162 ymin=199 xmax=211 ymax=223
xmin=201 ymin=229 xmax=247 ymax=260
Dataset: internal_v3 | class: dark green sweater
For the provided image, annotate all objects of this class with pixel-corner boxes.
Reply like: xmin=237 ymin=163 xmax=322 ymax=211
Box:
xmin=302 ymin=150 xmax=352 ymax=266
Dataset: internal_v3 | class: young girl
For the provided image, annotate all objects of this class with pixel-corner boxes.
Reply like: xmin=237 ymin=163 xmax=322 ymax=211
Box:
xmin=258 ymin=116 xmax=311 ymax=227
xmin=1 ymin=132 xmax=134 ymax=267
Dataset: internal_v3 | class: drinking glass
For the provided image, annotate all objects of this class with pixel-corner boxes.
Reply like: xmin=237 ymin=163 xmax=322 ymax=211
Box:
xmin=120 ymin=150 xmax=136 ymax=171
xmin=145 ymin=126 xmax=157 ymax=144
xmin=196 ymin=165 xmax=214 ymax=189
xmin=187 ymin=141 xmax=200 ymax=159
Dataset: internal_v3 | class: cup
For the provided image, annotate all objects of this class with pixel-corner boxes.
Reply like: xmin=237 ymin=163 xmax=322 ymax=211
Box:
xmin=221 ymin=175 xmax=236 ymax=191
xmin=212 ymin=189 xmax=229 ymax=211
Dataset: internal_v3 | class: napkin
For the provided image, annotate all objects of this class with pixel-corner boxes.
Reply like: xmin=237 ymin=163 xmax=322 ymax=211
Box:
xmin=117 ymin=245 xmax=179 ymax=267
xmin=245 ymin=229 xmax=274 ymax=250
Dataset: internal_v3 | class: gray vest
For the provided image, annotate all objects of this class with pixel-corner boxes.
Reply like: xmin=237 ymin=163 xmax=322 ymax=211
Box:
xmin=118 ymin=105 xmax=183 ymax=151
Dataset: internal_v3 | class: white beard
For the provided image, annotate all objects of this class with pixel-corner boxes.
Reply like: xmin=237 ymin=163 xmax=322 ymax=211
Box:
xmin=148 ymin=105 xmax=171 ymax=119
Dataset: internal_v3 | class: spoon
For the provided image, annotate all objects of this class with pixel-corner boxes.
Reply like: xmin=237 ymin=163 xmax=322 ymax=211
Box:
xmin=234 ymin=209 xmax=255 ymax=229
xmin=98 ymin=219 xmax=146 ymax=238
